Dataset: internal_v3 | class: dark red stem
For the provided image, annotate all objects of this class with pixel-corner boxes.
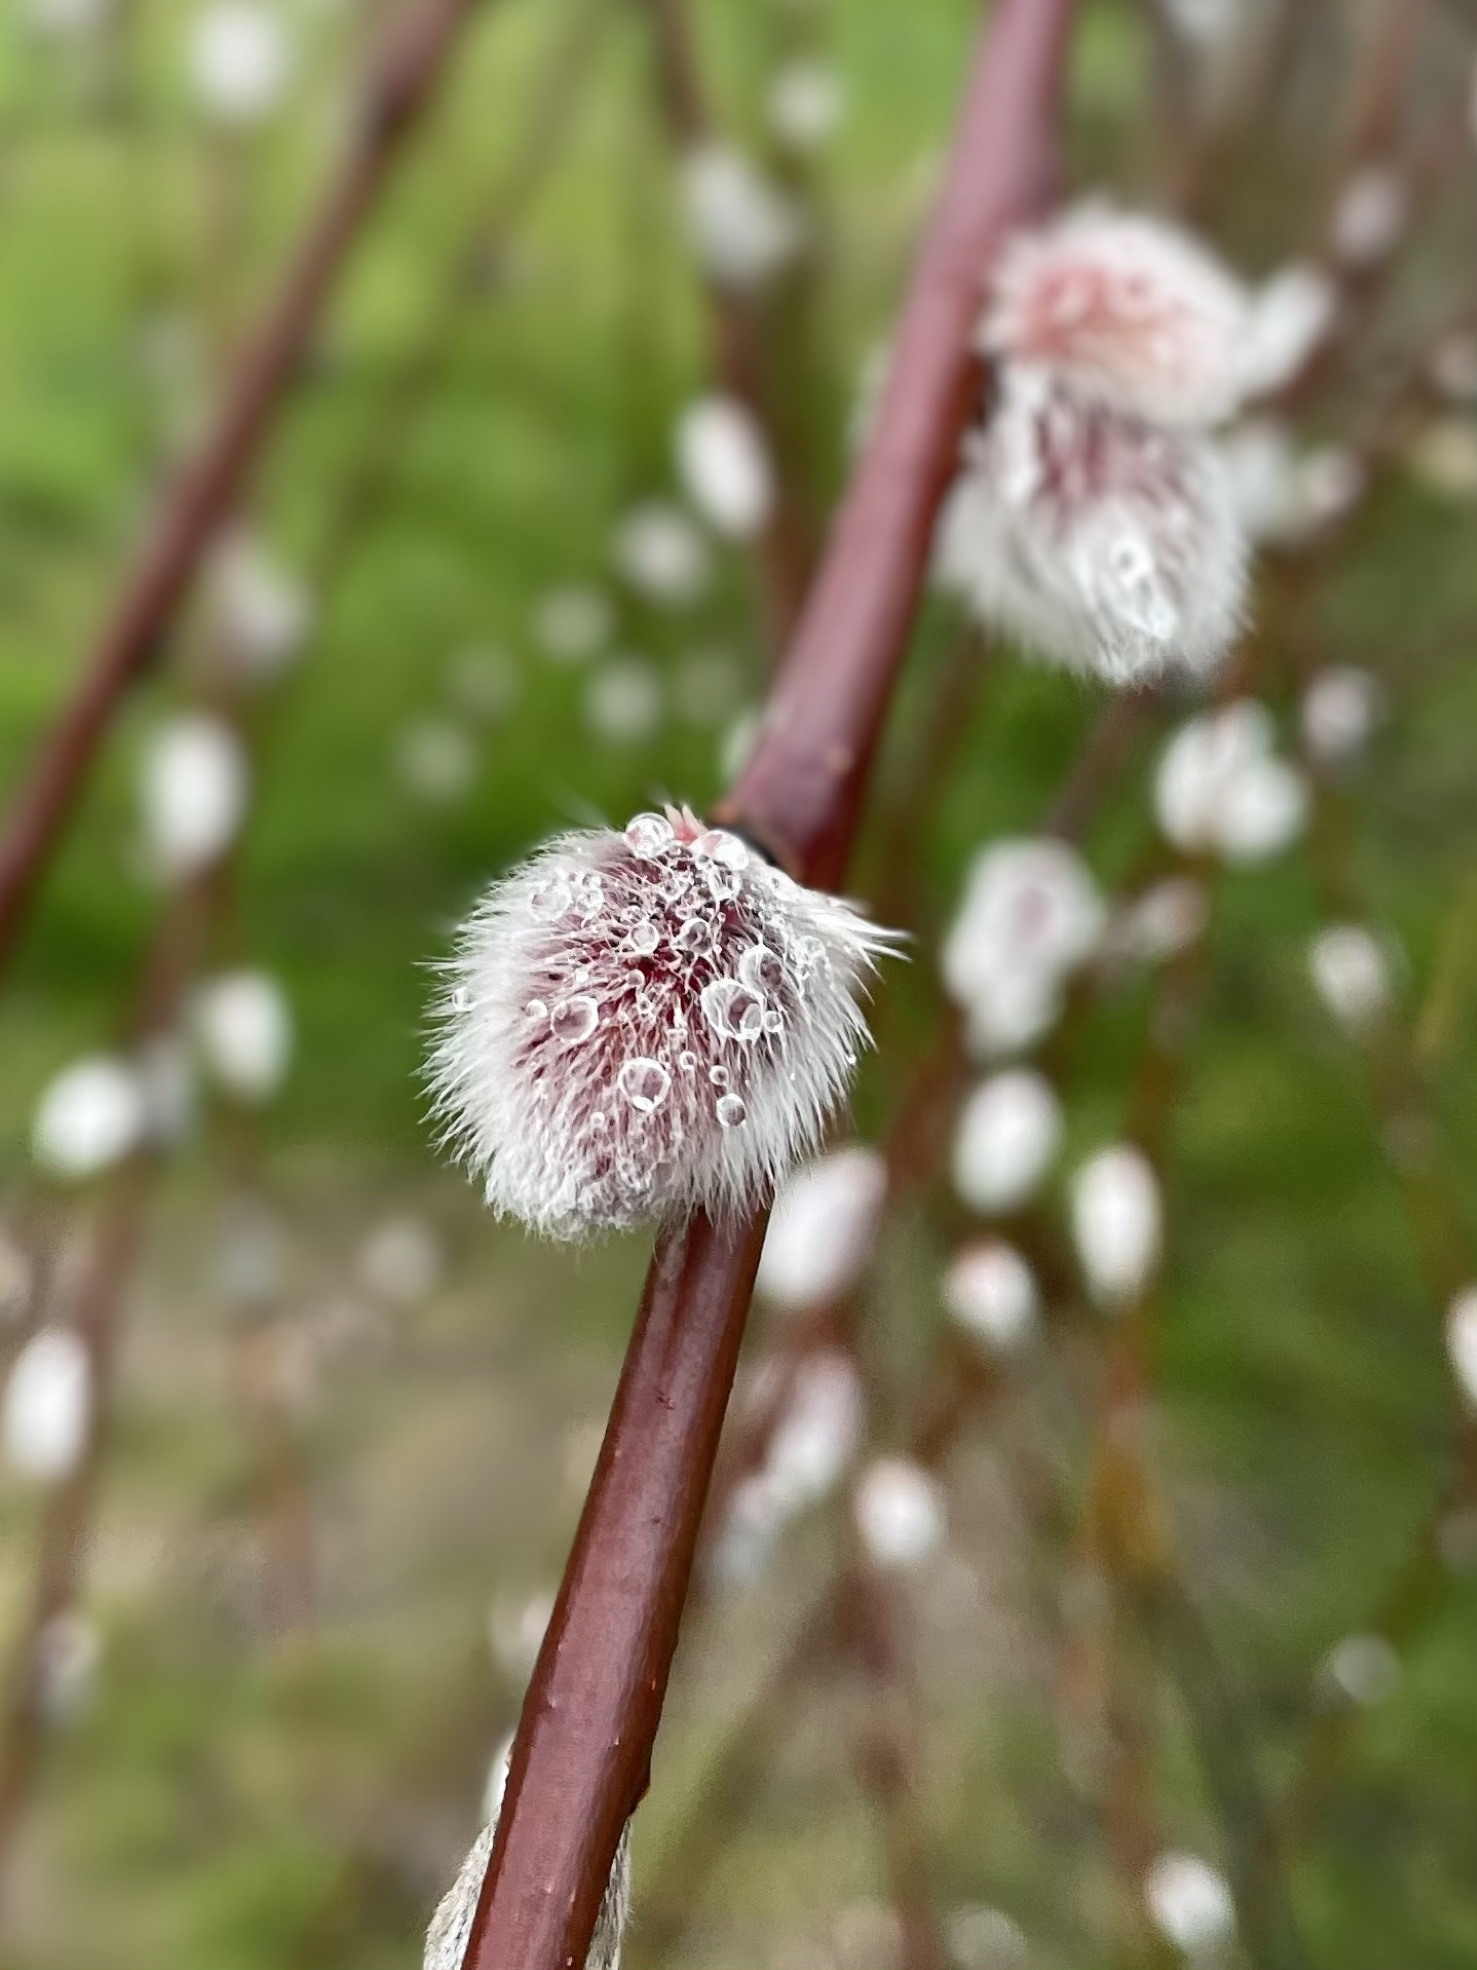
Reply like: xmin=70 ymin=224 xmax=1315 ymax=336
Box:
xmin=462 ymin=3 xmax=1078 ymax=1964
xmin=0 ymin=0 xmax=492 ymax=975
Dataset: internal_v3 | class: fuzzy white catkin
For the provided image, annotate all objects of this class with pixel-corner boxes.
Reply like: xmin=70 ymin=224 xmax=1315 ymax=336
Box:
xmin=533 ymin=585 xmax=612 ymax=665
xmin=984 ymin=204 xmax=1250 ymax=428
xmin=207 ymin=530 xmax=311 ymax=678
xmin=936 ymin=368 xmax=1248 ymax=686
xmin=193 ymin=970 xmax=293 ymax=1102
xmin=854 ymin=1457 xmax=946 ymax=1568
xmin=1323 ymin=1632 xmax=1401 ymax=1707
xmin=1144 ymin=1851 xmax=1236 ymax=1956
xmin=675 ymin=396 xmax=775 ymax=539
xmin=951 ymin=1070 xmax=1063 ymax=1216
xmin=1236 ymin=264 xmax=1339 ymax=401
xmin=1446 ymin=1289 xmax=1477 ymax=1410
xmin=140 ymin=714 xmax=249 ymax=878
xmin=2 ymin=1329 xmax=92 ymax=1484
xmin=1330 ymin=164 xmax=1407 ymax=270
xmin=942 ymin=1241 xmax=1040 ymax=1352
xmin=425 ymin=1814 xmax=631 ymax=1970
xmin=681 ymin=144 xmax=803 ymax=290
xmin=32 ymin=1056 xmax=147 ymax=1181
xmin=1308 ymin=926 xmax=1392 ymax=1034
xmin=756 ymin=1147 xmax=887 ymax=1310
xmin=942 ymin=836 xmax=1104 ymax=1055
xmin=189 ymin=0 xmax=293 ymax=126
xmin=429 ymin=809 xmax=897 ymax=1239
xmin=765 ymin=1350 xmax=866 ymax=1508
xmin=1301 ymin=666 xmax=1384 ymax=767
xmin=767 ymin=60 xmax=845 ymax=151
xmin=1071 ymin=1145 xmax=1162 ymax=1307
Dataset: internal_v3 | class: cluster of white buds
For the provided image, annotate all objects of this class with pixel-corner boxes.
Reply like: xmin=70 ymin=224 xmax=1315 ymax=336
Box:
xmin=755 ymin=1147 xmax=888 ymax=1311
xmin=938 ymin=203 xmax=1254 ymax=684
xmin=429 ymin=809 xmax=897 ymax=1239
xmin=943 ymin=837 xmax=1104 ymax=1056
xmin=681 ymin=144 xmax=804 ymax=292
xmin=1144 ymin=1851 xmax=1236 ymax=1958
xmin=853 ymin=1455 xmax=947 ymax=1568
xmin=675 ymin=395 xmax=775 ymax=540
xmin=1070 ymin=1144 xmax=1162 ymax=1308
xmin=1154 ymin=701 xmax=1307 ymax=863
xmin=951 ymin=1069 xmax=1062 ymax=1216
xmin=942 ymin=1240 xmax=1040 ymax=1353
xmin=2 ymin=1327 xmax=92 ymax=1484
xmin=425 ymin=1811 xmax=630 ymax=1970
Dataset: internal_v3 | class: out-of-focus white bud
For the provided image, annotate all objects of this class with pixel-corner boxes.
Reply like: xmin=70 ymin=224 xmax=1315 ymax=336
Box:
xmin=426 ymin=1800 xmax=629 ymax=1970
xmin=1445 ymin=1287 xmax=1477 ymax=1409
xmin=854 ymin=1457 xmax=946 ymax=1568
xmin=951 ymin=1071 xmax=1062 ymax=1216
xmin=532 ymin=585 xmax=612 ymax=665
xmin=207 ymin=529 xmax=311 ymax=679
xmin=188 ymin=0 xmax=293 ymax=126
xmin=444 ymin=646 xmax=518 ymax=722
xmin=1155 ymin=701 xmax=1306 ymax=863
xmin=2 ymin=1328 xmax=91 ymax=1484
xmin=193 ymin=970 xmax=293 ymax=1103
xmin=1322 ymin=1632 xmax=1401 ymax=1707
xmin=1237 ymin=265 xmax=1339 ymax=400
xmin=140 ymin=714 xmax=249 ymax=879
xmin=1409 ymin=419 xmax=1477 ymax=503
xmin=1309 ymin=926 xmax=1393 ymax=1034
xmin=612 ymin=503 xmax=711 ymax=607
xmin=937 ymin=370 xmax=1247 ymax=686
xmin=358 ymin=1215 xmax=444 ymax=1307
xmin=488 ymin=1586 xmax=555 ymax=1686
xmin=681 ymin=144 xmax=804 ymax=290
xmin=945 ymin=1904 xmax=1030 ymax=1970
xmin=943 ymin=838 xmax=1104 ymax=1022
xmin=1105 ymin=878 xmax=1209 ymax=968
xmin=1430 ymin=333 xmax=1477 ymax=405
xmin=767 ymin=60 xmax=846 ymax=151
xmin=1071 ymin=1145 xmax=1161 ymax=1307
xmin=675 ymin=396 xmax=774 ymax=540
xmin=942 ymin=1241 xmax=1040 ymax=1352
xmin=1219 ymin=420 xmax=1365 ymax=546
xmin=585 ymin=658 xmax=665 ymax=746
xmin=1144 ymin=1852 xmax=1236 ymax=1957
xmin=394 ymin=719 xmax=478 ymax=805
xmin=984 ymin=204 xmax=1250 ymax=427
xmin=1330 ymin=164 xmax=1407 ymax=270
xmin=766 ymin=1350 xmax=866 ymax=1509
xmin=32 ymin=1056 xmax=147 ymax=1180
xmin=22 ymin=0 xmax=114 ymax=38
xmin=35 ymin=1611 xmax=103 ymax=1724
xmin=757 ymin=1147 xmax=888 ymax=1309
xmin=1300 ymin=665 xmax=1384 ymax=768
xmin=1159 ymin=0 xmax=1239 ymax=49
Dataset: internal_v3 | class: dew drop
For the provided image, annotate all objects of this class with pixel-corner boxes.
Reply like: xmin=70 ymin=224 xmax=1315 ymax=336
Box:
xmin=525 ymin=997 xmax=548 ymax=1021
xmin=709 ymin=1064 xmax=730 ymax=1087
xmin=701 ymin=977 xmax=766 ymax=1042
xmin=451 ymin=985 xmax=473 ymax=1012
xmin=678 ymin=1051 xmax=698 ymax=1074
xmin=625 ymin=812 xmax=675 ymax=858
xmin=627 ymin=919 xmax=660 ymax=956
xmin=693 ymin=828 xmax=748 ymax=871
xmin=762 ymin=1010 xmax=783 ymax=1034
xmin=676 ymin=916 xmax=710 ymax=954
xmin=739 ymin=943 xmax=785 ymax=995
xmin=715 ymin=1093 xmax=748 ymax=1129
xmin=529 ymin=877 xmax=572 ymax=921
xmin=573 ymin=876 xmax=605 ymax=920
xmin=617 ymin=1057 xmax=672 ymax=1114
xmin=550 ymin=996 xmax=599 ymax=1043
xmin=590 ymin=1111 xmax=608 ymax=1132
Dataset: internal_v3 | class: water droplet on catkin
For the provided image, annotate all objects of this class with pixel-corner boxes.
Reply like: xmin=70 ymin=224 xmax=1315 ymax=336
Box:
xmin=715 ymin=1093 xmax=748 ymax=1128
xmin=550 ymin=996 xmax=598 ymax=1043
xmin=617 ymin=1057 xmax=672 ymax=1114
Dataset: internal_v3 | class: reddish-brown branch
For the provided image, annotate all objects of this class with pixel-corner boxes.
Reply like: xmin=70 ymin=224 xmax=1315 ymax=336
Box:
xmin=461 ymin=5 xmax=1078 ymax=1964
xmin=0 ymin=0 xmax=495 ymax=975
